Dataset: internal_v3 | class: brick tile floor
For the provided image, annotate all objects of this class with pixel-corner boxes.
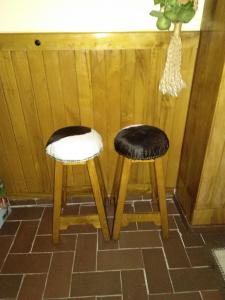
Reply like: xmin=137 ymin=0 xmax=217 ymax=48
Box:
xmin=0 ymin=197 xmax=225 ymax=299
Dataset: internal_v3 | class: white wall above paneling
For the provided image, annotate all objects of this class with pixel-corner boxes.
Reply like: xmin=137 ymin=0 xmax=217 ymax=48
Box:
xmin=0 ymin=0 xmax=205 ymax=32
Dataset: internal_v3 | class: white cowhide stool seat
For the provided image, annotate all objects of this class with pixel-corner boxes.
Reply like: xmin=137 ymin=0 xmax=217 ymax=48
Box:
xmin=46 ymin=126 xmax=110 ymax=243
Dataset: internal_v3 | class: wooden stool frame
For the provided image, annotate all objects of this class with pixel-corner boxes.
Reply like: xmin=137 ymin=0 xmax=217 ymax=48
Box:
xmin=112 ymin=156 xmax=169 ymax=240
xmin=53 ymin=157 xmax=110 ymax=243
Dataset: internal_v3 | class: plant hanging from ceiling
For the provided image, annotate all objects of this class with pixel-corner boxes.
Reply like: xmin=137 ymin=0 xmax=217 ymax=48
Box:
xmin=150 ymin=0 xmax=198 ymax=97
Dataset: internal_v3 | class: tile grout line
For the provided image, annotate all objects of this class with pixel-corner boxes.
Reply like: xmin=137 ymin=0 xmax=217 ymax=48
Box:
xmin=119 ymin=270 xmax=123 ymax=300
xmin=96 ymin=230 xmax=98 ymax=271
xmin=41 ymin=250 xmax=53 ymax=298
xmin=177 ymin=229 xmax=193 ymax=267
xmin=29 ymin=208 xmax=45 ymax=253
xmin=160 ymin=233 xmax=175 ymax=293
xmin=0 ymin=220 xmax=21 ymax=273
xmin=15 ymin=273 xmax=25 ymax=300
xmin=69 ymin=233 xmax=78 ymax=298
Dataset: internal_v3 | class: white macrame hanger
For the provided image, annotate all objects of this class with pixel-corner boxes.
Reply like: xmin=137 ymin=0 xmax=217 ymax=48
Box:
xmin=159 ymin=0 xmax=198 ymax=97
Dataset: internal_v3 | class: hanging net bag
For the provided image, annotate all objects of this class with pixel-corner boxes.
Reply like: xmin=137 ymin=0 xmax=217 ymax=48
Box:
xmin=150 ymin=0 xmax=198 ymax=97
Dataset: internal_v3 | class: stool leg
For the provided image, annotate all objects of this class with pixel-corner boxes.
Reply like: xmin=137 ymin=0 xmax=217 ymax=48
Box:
xmin=62 ymin=164 xmax=67 ymax=208
xmin=111 ymin=155 xmax=123 ymax=205
xmin=87 ymin=159 xmax=110 ymax=241
xmin=113 ymin=157 xmax=131 ymax=240
xmin=95 ymin=157 xmax=108 ymax=202
xmin=154 ymin=157 xmax=168 ymax=239
xmin=53 ymin=160 xmax=63 ymax=244
xmin=149 ymin=162 xmax=158 ymax=203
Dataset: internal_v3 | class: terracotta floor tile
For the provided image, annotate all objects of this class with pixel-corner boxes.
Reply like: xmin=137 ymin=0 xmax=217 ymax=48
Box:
xmin=62 ymin=204 xmax=80 ymax=216
xmin=0 ymin=274 xmax=22 ymax=299
xmin=137 ymin=216 xmax=176 ymax=231
xmin=32 ymin=234 xmax=77 ymax=252
xmin=134 ymin=201 xmax=152 ymax=213
xmin=201 ymin=231 xmax=225 ymax=247
xmin=121 ymin=269 xmax=148 ymax=300
xmin=0 ymin=236 xmax=13 ymax=269
xmin=98 ymin=229 xmax=119 ymax=250
xmin=97 ymin=249 xmax=143 ymax=270
xmin=142 ymin=248 xmax=172 ymax=294
xmin=1 ymin=200 xmax=224 ymax=300
xmin=10 ymin=221 xmax=39 ymax=253
xmin=0 ymin=221 xmax=20 ymax=235
xmin=8 ymin=207 xmax=43 ymax=220
xmin=201 ymin=290 xmax=224 ymax=300
xmin=186 ymin=247 xmax=214 ymax=267
xmin=2 ymin=253 xmax=51 ymax=273
xmin=73 ymin=233 xmax=97 ymax=272
xmin=10 ymin=199 xmax=36 ymax=206
xmin=71 ymin=271 xmax=121 ymax=297
xmin=97 ymin=297 xmax=122 ymax=300
xmin=174 ymin=217 xmax=204 ymax=247
xmin=17 ymin=274 xmax=47 ymax=300
xmin=119 ymin=231 xmax=161 ymax=248
xmin=148 ymin=292 xmax=202 ymax=299
xmin=162 ymin=230 xmax=190 ymax=268
xmin=38 ymin=207 xmax=52 ymax=235
xmin=170 ymin=267 xmax=222 ymax=292
xmin=44 ymin=252 xmax=74 ymax=298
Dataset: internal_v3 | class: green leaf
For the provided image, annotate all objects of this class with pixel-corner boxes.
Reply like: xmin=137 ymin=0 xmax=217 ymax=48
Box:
xmin=154 ymin=0 xmax=161 ymax=5
xmin=167 ymin=0 xmax=177 ymax=6
xmin=156 ymin=16 xmax=171 ymax=30
xmin=177 ymin=7 xmax=195 ymax=23
xmin=164 ymin=10 xmax=178 ymax=22
xmin=150 ymin=10 xmax=163 ymax=18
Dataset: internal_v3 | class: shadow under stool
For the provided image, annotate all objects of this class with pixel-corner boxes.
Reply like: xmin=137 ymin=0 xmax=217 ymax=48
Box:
xmin=46 ymin=125 xmax=110 ymax=243
xmin=112 ymin=124 xmax=169 ymax=240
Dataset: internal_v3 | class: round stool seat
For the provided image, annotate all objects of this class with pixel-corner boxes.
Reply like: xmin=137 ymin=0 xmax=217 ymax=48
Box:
xmin=114 ymin=124 xmax=169 ymax=160
xmin=46 ymin=126 xmax=103 ymax=162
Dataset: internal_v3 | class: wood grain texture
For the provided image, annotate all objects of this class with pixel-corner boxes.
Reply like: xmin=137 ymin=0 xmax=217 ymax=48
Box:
xmin=176 ymin=0 xmax=225 ymax=224
xmin=0 ymin=32 xmax=199 ymax=197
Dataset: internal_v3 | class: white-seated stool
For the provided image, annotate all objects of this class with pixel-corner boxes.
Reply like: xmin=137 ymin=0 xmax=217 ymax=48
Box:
xmin=46 ymin=125 xmax=110 ymax=243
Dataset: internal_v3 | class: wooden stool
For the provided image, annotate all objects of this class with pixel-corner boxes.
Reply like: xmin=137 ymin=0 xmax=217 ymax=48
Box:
xmin=112 ymin=124 xmax=169 ymax=240
xmin=46 ymin=126 xmax=110 ymax=243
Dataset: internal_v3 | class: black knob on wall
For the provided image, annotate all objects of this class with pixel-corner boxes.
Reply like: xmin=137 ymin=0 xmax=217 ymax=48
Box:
xmin=35 ymin=39 xmax=41 ymax=46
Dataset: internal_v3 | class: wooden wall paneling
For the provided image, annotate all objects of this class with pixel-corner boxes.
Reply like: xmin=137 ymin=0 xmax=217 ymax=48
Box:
xmin=75 ymin=50 xmax=94 ymax=187
xmin=192 ymin=63 xmax=225 ymax=217
xmin=58 ymin=50 xmax=82 ymax=188
xmin=165 ymin=41 xmax=199 ymax=189
xmin=133 ymin=49 xmax=152 ymax=191
xmin=43 ymin=50 xmax=66 ymax=129
xmin=105 ymin=50 xmax=121 ymax=193
xmin=0 ymin=51 xmax=41 ymax=192
xmin=90 ymin=50 xmax=108 ymax=191
xmin=0 ymin=78 xmax=26 ymax=193
xmin=176 ymin=0 xmax=225 ymax=221
xmin=12 ymin=51 xmax=50 ymax=193
xmin=27 ymin=50 xmax=54 ymax=192
xmin=120 ymin=49 xmax=137 ymax=186
xmin=0 ymin=32 xmax=200 ymax=198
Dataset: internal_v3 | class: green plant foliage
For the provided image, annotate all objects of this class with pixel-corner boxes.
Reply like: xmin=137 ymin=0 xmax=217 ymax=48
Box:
xmin=150 ymin=0 xmax=196 ymax=30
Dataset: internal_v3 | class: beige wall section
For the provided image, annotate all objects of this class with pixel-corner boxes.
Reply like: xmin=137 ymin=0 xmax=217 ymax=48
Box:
xmin=0 ymin=0 xmax=205 ymax=32
xmin=0 ymin=32 xmax=199 ymax=198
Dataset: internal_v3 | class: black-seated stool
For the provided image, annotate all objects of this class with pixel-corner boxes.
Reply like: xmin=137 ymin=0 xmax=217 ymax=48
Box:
xmin=46 ymin=125 xmax=110 ymax=243
xmin=112 ymin=124 xmax=169 ymax=240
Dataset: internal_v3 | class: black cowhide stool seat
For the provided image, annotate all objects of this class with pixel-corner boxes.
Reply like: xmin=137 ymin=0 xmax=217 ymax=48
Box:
xmin=112 ymin=124 xmax=169 ymax=240
xmin=46 ymin=126 xmax=110 ymax=243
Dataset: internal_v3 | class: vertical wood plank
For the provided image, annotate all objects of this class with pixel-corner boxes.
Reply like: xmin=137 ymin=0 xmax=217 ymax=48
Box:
xmin=12 ymin=51 xmax=49 ymax=192
xmin=0 ymin=51 xmax=39 ymax=192
xmin=0 ymin=75 xmax=26 ymax=192
xmin=105 ymin=50 xmax=121 ymax=193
